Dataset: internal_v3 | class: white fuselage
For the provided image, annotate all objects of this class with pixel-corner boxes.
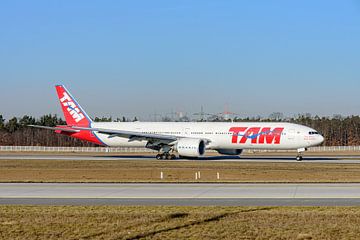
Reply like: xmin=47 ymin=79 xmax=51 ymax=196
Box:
xmin=92 ymin=122 xmax=324 ymax=150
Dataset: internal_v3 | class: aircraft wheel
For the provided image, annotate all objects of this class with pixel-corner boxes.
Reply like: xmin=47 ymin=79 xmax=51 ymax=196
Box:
xmin=156 ymin=154 xmax=162 ymax=160
xmin=166 ymin=154 xmax=172 ymax=160
xmin=296 ymin=156 xmax=303 ymax=161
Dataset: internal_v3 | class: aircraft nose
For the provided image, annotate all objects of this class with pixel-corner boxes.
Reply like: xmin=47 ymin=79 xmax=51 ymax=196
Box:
xmin=319 ymin=135 xmax=324 ymax=144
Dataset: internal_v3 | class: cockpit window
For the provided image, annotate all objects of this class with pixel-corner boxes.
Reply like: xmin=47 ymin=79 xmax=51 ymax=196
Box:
xmin=309 ymin=131 xmax=319 ymax=135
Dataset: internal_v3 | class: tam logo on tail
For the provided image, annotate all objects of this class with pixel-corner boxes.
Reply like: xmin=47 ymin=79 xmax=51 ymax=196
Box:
xmin=59 ymin=92 xmax=85 ymax=123
xmin=55 ymin=85 xmax=92 ymax=126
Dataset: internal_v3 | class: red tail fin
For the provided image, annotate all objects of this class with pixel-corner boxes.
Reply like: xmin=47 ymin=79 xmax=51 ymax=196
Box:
xmin=55 ymin=85 xmax=92 ymax=126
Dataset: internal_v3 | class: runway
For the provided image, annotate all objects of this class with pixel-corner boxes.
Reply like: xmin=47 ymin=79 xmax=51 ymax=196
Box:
xmin=1 ymin=183 xmax=360 ymax=206
xmin=1 ymin=154 xmax=360 ymax=163
xmin=2 ymin=154 xmax=360 ymax=206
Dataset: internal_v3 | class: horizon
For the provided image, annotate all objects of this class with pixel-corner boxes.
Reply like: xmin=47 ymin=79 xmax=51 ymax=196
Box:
xmin=0 ymin=110 xmax=357 ymax=123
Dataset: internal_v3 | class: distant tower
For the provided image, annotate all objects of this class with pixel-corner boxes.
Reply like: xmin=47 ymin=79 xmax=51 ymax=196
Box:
xmin=193 ymin=106 xmax=212 ymax=121
xmin=150 ymin=111 xmax=162 ymax=122
xmin=218 ymin=104 xmax=238 ymax=121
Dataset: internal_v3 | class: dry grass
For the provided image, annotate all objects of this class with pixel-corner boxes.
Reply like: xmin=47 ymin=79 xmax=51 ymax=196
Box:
xmin=1 ymin=206 xmax=360 ymax=239
xmin=1 ymin=159 xmax=360 ymax=183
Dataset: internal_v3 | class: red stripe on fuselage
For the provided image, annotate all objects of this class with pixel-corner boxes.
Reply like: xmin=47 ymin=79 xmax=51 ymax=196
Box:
xmin=56 ymin=129 xmax=104 ymax=146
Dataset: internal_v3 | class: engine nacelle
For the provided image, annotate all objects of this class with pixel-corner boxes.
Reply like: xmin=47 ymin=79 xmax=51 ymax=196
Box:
xmin=175 ymin=138 xmax=206 ymax=157
xmin=216 ymin=149 xmax=243 ymax=155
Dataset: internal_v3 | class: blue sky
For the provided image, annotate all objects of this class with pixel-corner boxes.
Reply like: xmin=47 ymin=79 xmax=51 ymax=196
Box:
xmin=0 ymin=0 xmax=359 ymax=120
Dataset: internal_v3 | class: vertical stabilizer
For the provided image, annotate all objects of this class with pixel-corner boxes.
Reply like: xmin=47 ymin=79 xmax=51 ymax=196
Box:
xmin=55 ymin=85 xmax=92 ymax=126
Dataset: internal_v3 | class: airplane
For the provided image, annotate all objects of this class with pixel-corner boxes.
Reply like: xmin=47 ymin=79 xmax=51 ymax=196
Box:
xmin=30 ymin=85 xmax=324 ymax=161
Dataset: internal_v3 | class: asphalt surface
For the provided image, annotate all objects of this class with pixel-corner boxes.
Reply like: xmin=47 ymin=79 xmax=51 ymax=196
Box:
xmin=1 ymin=154 xmax=360 ymax=163
xmin=1 ymin=183 xmax=360 ymax=206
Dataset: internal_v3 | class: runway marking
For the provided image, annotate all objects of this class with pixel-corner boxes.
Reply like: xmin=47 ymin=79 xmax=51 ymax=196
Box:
xmin=2 ymin=196 xmax=360 ymax=199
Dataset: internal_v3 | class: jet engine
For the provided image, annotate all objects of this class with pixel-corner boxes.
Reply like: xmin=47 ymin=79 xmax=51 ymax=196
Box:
xmin=216 ymin=149 xmax=243 ymax=155
xmin=175 ymin=138 xmax=206 ymax=157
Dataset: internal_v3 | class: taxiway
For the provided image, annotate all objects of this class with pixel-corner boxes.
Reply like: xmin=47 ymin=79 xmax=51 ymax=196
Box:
xmin=1 ymin=154 xmax=360 ymax=163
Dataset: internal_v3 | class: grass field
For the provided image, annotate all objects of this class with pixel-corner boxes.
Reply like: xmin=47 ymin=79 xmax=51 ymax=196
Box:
xmin=1 ymin=206 xmax=360 ymax=239
xmin=1 ymin=159 xmax=360 ymax=183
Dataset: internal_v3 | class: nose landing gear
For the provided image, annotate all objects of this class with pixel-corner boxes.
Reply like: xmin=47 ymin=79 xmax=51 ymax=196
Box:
xmin=296 ymin=148 xmax=307 ymax=161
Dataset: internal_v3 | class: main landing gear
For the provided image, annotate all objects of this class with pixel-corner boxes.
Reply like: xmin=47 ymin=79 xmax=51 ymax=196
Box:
xmin=156 ymin=153 xmax=176 ymax=160
xmin=155 ymin=145 xmax=176 ymax=160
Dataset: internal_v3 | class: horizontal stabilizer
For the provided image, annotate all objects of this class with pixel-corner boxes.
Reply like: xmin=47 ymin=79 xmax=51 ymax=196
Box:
xmin=28 ymin=125 xmax=80 ymax=133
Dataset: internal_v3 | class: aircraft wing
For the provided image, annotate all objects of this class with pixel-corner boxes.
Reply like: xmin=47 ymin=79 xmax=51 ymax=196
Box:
xmin=29 ymin=125 xmax=211 ymax=145
xmin=72 ymin=126 xmax=179 ymax=143
xmin=72 ymin=126 xmax=212 ymax=145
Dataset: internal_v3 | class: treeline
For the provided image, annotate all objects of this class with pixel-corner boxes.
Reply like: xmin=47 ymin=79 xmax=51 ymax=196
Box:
xmin=292 ymin=115 xmax=360 ymax=146
xmin=0 ymin=114 xmax=136 ymax=147
xmin=0 ymin=114 xmax=360 ymax=146
xmin=0 ymin=115 xmax=96 ymax=147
